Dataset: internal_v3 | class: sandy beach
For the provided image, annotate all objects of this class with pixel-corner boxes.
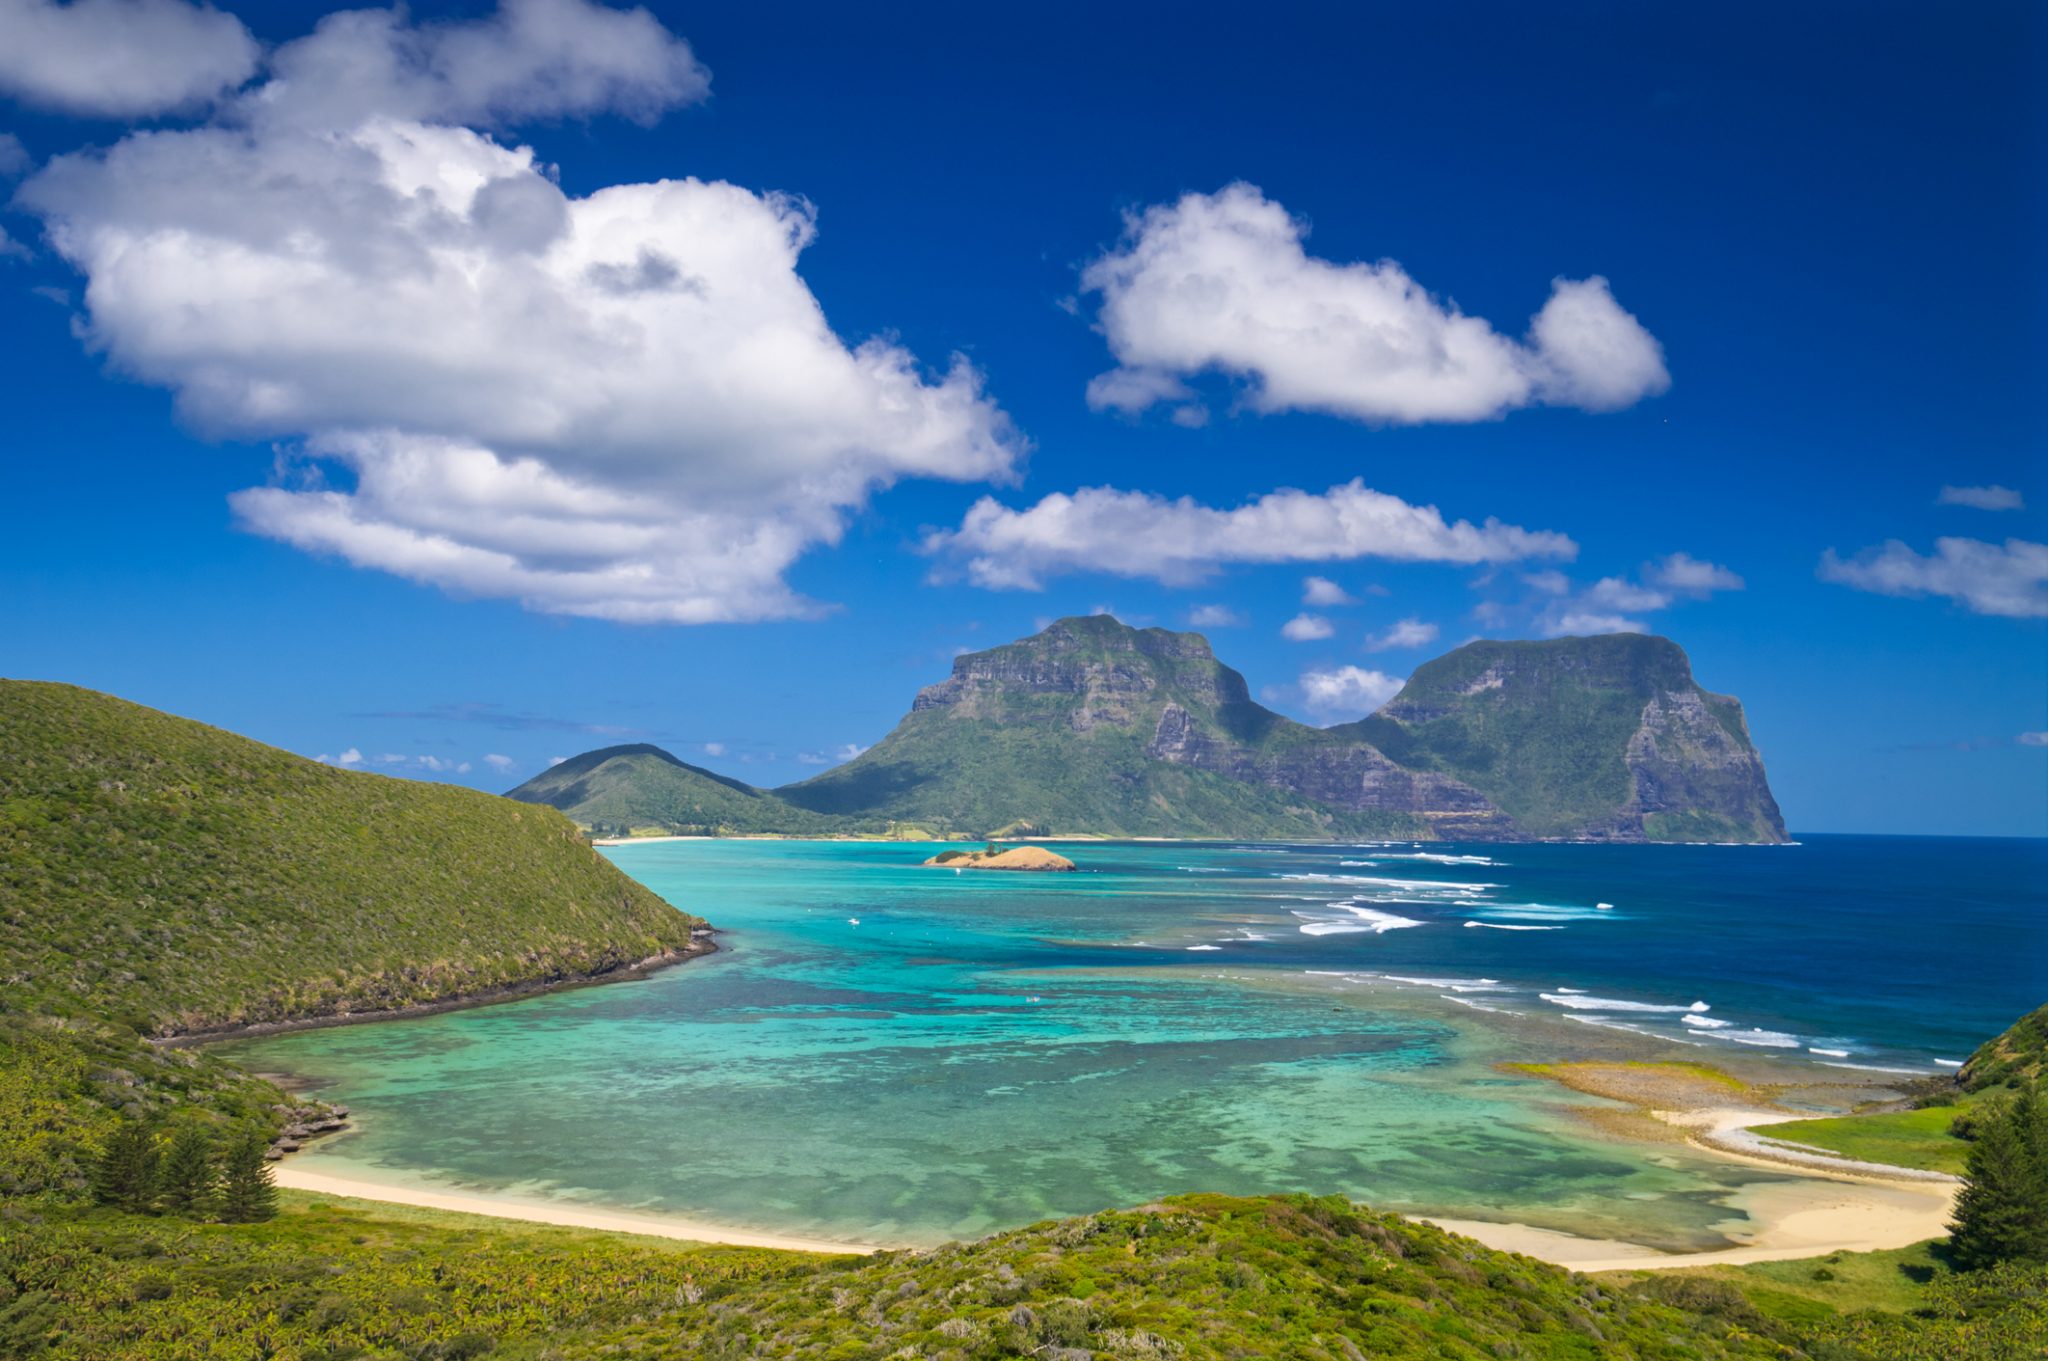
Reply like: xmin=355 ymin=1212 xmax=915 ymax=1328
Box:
xmin=273 ymin=1166 xmax=879 ymax=1254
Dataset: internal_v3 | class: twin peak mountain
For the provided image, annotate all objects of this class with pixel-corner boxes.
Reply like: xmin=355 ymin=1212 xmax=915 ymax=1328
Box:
xmin=509 ymin=615 xmax=1787 ymax=844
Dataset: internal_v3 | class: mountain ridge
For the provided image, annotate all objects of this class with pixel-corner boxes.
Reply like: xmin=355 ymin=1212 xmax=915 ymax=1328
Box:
xmin=514 ymin=616 xmax=1786 ymax=843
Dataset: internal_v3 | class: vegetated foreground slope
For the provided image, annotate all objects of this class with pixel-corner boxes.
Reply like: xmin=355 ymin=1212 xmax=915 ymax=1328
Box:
xmin=1961 ymin=1002 xmax=2048 ymax=1092
xmin=0 ymin=680 xmax=700 ymax=1037
xmin=772 ymin=616 xmax=1787 ymax=842
xmin=507 ymin=742 xmax=835 ymax=837
xmin=25 ymin=1192 xmax=2037 ymax=1361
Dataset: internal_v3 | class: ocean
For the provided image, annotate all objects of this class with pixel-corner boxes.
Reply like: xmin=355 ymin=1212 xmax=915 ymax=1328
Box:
xmin=223 ymin=834 xmax=2045 ymax=1249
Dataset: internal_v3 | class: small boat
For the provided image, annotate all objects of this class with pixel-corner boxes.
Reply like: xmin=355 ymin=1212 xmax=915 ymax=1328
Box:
xmin=847 ymin=917 xmax=861 ymax=926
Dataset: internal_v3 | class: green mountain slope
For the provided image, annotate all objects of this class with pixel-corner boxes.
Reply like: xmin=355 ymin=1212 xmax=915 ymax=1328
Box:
xmin=1346 ymin=634 xmax=1787 ymax=842
xmin=506 ymin=743 xmax=837 ymax=837
xmin=0 ymin=681 xmax=701 ymax=1037
xmin=776 ymin=616 xmax=1784 ymax=842
xmin=778 ymin=615 xmax=1420 ymax=839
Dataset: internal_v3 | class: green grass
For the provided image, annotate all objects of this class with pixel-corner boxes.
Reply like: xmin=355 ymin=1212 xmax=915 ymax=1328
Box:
xmin=0 ymin=680 xmax=700 ymax=1037
xmin=1761 ymin=1102 xmax=1978 ymax=1174
xmin=1961 ymin=1002 xmax=2048 ymax=1091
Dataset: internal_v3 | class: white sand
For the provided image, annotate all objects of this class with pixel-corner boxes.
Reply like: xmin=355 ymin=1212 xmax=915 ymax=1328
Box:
xmin=274 ymin=1166 xmax=879 ymax=1255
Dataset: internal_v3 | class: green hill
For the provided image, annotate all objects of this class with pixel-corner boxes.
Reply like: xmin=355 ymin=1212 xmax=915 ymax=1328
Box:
xmin=0 ymin=680 xmax=700 ymax=1037
xmin=506 ymin=743 xmax=838 ymax=837
xmin=1961 ymin=1002 xmax=2048 ymax=1091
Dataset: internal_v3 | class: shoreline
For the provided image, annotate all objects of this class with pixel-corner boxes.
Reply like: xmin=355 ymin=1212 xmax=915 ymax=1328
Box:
xmin=274 ymin=1166 xmax=877 ymax=1255
xmin=157 ymin=936 xmax=717 ymax=1049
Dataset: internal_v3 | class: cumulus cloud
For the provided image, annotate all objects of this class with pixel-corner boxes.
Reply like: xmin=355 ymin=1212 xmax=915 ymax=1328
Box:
xmin=1302 ymin=575 xmax=1355 ymax=606
xmin=1080 ymin=183 xmax=1668 ymax=426
xmin=249 ymin=0 xmax=710 ymax=131
xmin=925 ymin=478 xmax=1575 ymax=590
xmin=483 ymin=752 xmax=516 ymax=772
xmin=0 ymin=0 xmax=260 ymax=117
xmin=701 ymin=741 xmax=725 ymax=757
xmin=1820 ymin=537 xmax=2048 ymax=618
xmin=0 ymin=132 xmax=27 ymax=176
xmin=2020 ymin=732 xmax=2048 ymax=747
xmin=1366 ymin=618 xmax=1438 ymax=651
xmin=20 ymin=2 xmax=1020 ymax=624
xmin=1537 ymin=552 xmax=1742 ymax=636
xmin=316 ymin=746 xmax=365 ymax=766
xmin=1281 ymin=613 xmax=1334 ymax=641
xmin=1187 ymin=604 xmax=1245 ymax=628
xmin=1298 ymin=665 xmax=1405 ymax=722
xmin=1937 ymin=484 xmax=2025 ymax=512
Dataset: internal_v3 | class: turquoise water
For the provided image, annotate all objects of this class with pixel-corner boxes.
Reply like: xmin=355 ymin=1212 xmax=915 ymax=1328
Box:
xmin=226 ymin=835 xmax=2044 ymax=1249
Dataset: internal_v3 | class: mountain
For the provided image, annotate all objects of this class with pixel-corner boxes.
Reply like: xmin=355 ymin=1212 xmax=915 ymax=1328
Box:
xmin=1342 ymin=634 xmax=1787 ymax=841
xmin=778 ymin=615 xmax=1412 ymax=839
xmin=774 ymin=616 xmax=1785 ymax=842
xmin=506 ymin=743 xmax=837 ymax=838
xmin=0 ymin=681 xmax=702 ymax=1038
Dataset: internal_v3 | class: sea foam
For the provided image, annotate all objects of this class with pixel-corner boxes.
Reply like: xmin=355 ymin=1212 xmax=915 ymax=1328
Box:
xmin=1541 ymin=993 xmax=1710 ymax=1014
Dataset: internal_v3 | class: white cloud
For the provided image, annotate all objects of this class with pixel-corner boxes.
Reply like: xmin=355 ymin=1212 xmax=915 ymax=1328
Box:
xmin=1187 ymin=603 xmax=1245 ymax=628
xmin=20 ymin=3 xmax=1021 ymax=625
xmin=2018 ymin=731 xmax=2047 ymax=747
xmin=316 ymin=746 xmax=365 ymax=766
xmin=925 ymin=478 xmax=1575 ymax=590
xmin=1299 ymin=665 xmax=1405 ymax=722
xmin=1281 ymin=613 xmax=1334 ymax=641
xmin=1820 ymin=537 xmax=2048 ymax=618
xmin=1080 ymin=183 xmax=1668 ymax=426
xmin=483 ymin=752 xmax=516 ymax=772
xmin=1648 ymin=551 xmax=1744 ymax=593
xmin=1366 ymin=618 xmax=1438 ymax=651
xmin=835 ymin=742 xmax=869 ymax=762
xmin=251 ymin=0 xmax=709 ymax=132
xmin=1302 ymin=575 xmax=1354 ymax=606
xmin=0 ymin=0 xmax=259 ymax=117
xmin=1937 ymin=484 xmax=2025 ymax=512
xmin=1545 ymin=611 xmax=1646 ymax=637
xmin=548 ymin=754 xmax=568 ymax=766
xmin=1537 ymin=553 xmax=1741 ymax=636
xmin=702 ymin=741 xmax=726 ymax=757
xmin=0 ymin=132 xmax=27 ymax=177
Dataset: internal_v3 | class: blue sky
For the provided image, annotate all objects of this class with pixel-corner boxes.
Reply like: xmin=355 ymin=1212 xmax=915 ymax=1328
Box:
xmin=0 ymin=0 xmax=2041 ymax=835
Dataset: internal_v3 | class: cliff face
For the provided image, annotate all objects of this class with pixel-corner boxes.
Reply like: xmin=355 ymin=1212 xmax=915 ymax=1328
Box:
xmin=771 ymin=618 xmax=1788 ymax=843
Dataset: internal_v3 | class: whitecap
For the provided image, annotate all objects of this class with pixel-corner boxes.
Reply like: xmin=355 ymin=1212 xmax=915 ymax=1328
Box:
xmin=1464 ymin=922 xmax=1562 ymax=931
xmin=1934 ymin=1059 xmax=1963 ymax=1069
xmin=1710 ymin=1028 xmax=1801 ymax=1048
xmin=1808 ymin=1047 xmax=1851 ymax=1058
xmin=1292 ymin=905 xmax=1425 ymax=936
xmin=1177 ymin=866 xmax=1229 ymax=874
xmin=1280 ymin=872 xmax=1500 ymax=895
xmin=1185 ymin=944 xmax=1222 ymax=952
xmin=1382 ymin=975 xmax=1509 ymax=992
xmin=1682 ymin=1015 xmax=1732 ymax=1029
xmin=1541 ymin=993 xmax=1710 ymax=1014
xmin=1817 ymin=1061 xmax=1939 ymax=1076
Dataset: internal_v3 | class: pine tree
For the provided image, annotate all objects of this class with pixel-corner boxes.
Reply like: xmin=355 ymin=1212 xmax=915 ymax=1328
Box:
xmin=91 ymin=1120 xmax=161 ymax=1215
xmin=158 ymin=1124 xmax=220 ymax=1218
xmin=219 ymin=1131 xmax=278 ymax=1223
xmin=1948 ymin=1081 xmax=2048 ymax=1269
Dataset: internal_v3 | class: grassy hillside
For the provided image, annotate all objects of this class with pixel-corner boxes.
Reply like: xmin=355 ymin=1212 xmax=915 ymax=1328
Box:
xmin=0 ymin=680 xmax=700 ymax=1038
xmin=506 ymin=743 xmax=839 ymax=837
xmin=1961 ymin=1002 xmax=2048 ymax=1091
xmin=20 ymin=1191 xmax=2038 ymax=1361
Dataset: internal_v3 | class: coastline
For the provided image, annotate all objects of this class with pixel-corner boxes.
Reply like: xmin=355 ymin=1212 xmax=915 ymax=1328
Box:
xmin=273 ymin=1166 xmax=877 ymax=1255
xmin=157 ymin=935 xmax=717 ymax=1049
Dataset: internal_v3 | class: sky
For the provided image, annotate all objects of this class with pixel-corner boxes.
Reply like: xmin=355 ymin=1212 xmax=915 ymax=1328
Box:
xmin=0 ymin=0 xmax=2042 ymax=836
